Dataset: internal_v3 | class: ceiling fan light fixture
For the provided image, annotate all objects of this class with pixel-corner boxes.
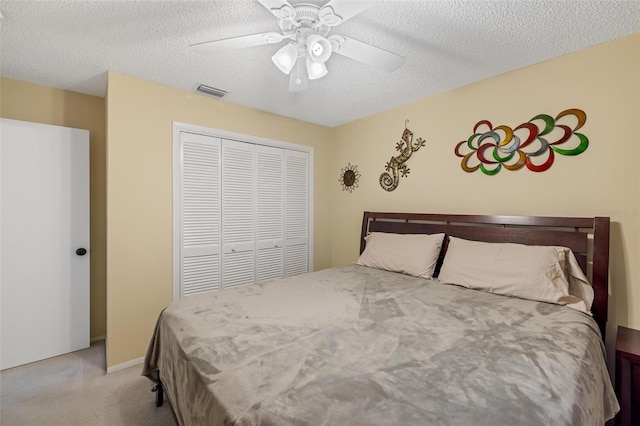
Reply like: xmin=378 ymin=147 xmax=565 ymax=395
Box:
xmin=192 ymin=0 xmax=403 ymax=92
xmin=272 ymin=43 xmax=298 ymax=74
xmin=306 ymin=57 xmax=327 ymax=80
xmin=306 ymin=34 xmax=332 ymax=63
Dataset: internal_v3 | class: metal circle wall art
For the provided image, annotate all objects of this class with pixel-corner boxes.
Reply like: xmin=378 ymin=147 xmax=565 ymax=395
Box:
xmin=454 ymin=108 xmax=589 ymax=175
xmin=339 ymin=163 xmax=361 ymax=193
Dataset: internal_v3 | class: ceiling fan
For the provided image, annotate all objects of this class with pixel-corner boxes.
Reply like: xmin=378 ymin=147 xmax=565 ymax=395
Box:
xmin=190 ymin=0 xmax=405 ymax=92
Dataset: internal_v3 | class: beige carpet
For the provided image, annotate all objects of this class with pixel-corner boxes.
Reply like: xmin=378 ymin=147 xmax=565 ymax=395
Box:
xmin=0 ymin=341 xmax=175 ymax=426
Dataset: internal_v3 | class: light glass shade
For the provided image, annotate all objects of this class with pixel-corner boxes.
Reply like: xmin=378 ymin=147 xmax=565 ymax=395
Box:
xmin=271 ymin=43 xmax=298 ymax=74
xmin=306 ymin=34 xmax=332 ymax=63
xmin=306 ymin=57 xmax=327 ymax=80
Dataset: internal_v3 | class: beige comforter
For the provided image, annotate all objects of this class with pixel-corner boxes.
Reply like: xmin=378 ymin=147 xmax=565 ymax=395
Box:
xmin=143 ymin=265 xmax=618 ymax=426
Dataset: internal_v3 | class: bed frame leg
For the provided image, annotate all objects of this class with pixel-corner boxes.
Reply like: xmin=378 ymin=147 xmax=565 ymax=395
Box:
xmin=152 ymin=375 xmax=164 ymax=407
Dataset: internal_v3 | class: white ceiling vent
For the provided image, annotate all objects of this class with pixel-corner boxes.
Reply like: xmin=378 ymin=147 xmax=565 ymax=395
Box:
xmin=195 ymin=84 xmax=227 ymax=98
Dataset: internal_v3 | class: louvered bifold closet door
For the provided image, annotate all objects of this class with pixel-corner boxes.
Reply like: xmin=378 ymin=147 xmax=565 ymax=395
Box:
xmin=284 ymin=150 xmax=310 ymax=276
xmin=256 ymin=145 xmax=285 ymax=282
xmin=221 ymin=140 xmax=256 ymax=289
xmin=180 ymin=132 xmax=221 ymax=297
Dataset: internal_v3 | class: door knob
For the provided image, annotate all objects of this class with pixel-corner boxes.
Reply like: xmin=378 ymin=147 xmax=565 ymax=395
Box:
xmin=76 ymin=248 xmax=87 ymax=256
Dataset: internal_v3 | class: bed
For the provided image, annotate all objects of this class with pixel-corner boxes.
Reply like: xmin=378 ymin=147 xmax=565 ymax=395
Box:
xmin=143 ymin=211 xmax=619 ymax=425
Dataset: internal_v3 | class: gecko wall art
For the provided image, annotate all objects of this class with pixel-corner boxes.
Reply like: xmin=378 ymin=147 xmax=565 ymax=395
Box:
xmin=379 ymin=120 xmax=426 ymax=191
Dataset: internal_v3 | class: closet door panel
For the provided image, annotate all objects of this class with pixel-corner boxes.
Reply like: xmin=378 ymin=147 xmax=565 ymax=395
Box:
xmin=284 ymin=150 xmax=309 ymax=277
xmin=183 ymin=254 xmax=220 ymax=296
xmin=222 ymin=250 xmax=254 ymax=288
xmin=257 ymin=248 xmax=284 ymax=282
xmin=222 ymin=140 xmax=256 ymax=289
xmin=181 ymin=132 xmax=221 ymax=296
xmin=256 ymin=145 xmax=284 ymax=282
xmin=285 ymin=243 xmax=309 ymax=276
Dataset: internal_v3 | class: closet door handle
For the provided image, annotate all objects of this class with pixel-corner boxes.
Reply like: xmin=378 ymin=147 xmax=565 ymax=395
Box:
xmin=76 ymin=248 xmax=87 ymax=256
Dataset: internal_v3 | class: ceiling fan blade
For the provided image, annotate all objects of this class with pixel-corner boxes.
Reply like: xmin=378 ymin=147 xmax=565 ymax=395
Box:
xmin=318 ymin=0 xmax=376 ymax=26
xmin=256 ymin=0 xmax=296 ymax=21
xmin=190 ymin=32 xmax=283 ymax=54
xmin=330 ymin=35 xmax=405 ymax=72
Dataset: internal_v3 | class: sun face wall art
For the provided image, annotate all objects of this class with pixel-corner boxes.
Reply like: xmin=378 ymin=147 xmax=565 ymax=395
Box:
xmin=339 ymin=163 xmax=361 ymax=193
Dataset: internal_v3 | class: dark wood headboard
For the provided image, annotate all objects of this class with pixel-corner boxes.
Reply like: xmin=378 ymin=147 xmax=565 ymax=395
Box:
xmin=360 ymin=211 xmax=611 ymax=339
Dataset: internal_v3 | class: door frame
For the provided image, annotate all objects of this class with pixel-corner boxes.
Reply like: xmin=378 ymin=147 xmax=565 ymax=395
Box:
xmin=172 ymin=122 xmax=314 ymax=301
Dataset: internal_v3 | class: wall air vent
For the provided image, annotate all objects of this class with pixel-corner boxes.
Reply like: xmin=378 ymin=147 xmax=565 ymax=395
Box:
xmin=195 ymin=84 xmax=227 ymax=98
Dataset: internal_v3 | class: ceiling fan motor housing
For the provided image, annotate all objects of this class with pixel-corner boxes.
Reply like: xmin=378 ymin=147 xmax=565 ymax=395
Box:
xmin=277 ymin=3 xmax=331 ymax=37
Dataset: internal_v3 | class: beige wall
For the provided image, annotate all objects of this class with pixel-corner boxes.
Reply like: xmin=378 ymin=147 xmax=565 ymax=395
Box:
xmin=106 ymin=72 xmax=334 ymax=367
xmin=0 ymin=77 xmax=107 ymax=340
xmin=331 ymin=34 xmax=640 ymax=358
xmin=3 ymin=33 xmax=637 ymax=369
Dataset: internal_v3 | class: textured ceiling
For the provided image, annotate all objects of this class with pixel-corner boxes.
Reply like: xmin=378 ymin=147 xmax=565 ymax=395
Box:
xmin=1 ymin=0 xmax=638 ymax=127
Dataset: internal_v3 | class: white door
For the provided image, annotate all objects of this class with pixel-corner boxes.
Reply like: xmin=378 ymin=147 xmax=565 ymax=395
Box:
xmin=256 ymin=145 xmax=284 ymax=282
xmin=0 ymin=118 xmax=90 ymax=370
xmin=221 ymin=139 xmax=256 ymax=289
xmin=179 ymin=132 xmax=222 ymax=297
xmin=284 ymin=149 xmax=310 ymax=276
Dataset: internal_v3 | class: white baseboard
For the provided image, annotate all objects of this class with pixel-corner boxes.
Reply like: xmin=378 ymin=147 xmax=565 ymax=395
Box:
xmin=90 ymin=335 xmax=106 ymax=343
xmin=107 ymin=356 xmax=144 ymax=374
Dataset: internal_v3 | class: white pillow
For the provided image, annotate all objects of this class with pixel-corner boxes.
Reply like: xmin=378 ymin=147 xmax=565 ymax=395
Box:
xmin=437 ymin=237 xmax=593 ymax=313
xmin=356 ymin=232 xmax=445 ymax=279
